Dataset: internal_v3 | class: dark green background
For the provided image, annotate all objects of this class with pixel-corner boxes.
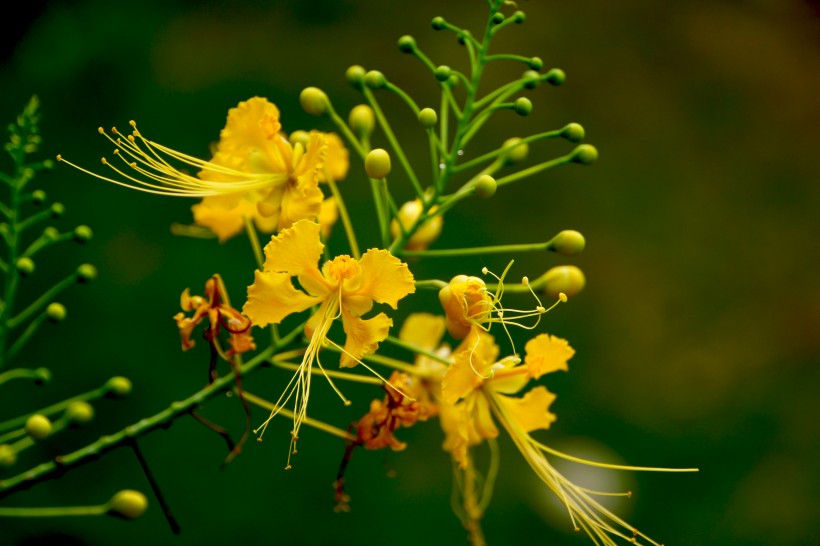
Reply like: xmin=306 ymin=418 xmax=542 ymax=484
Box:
xmin=1 ymin=1 xmax=819 ymax=545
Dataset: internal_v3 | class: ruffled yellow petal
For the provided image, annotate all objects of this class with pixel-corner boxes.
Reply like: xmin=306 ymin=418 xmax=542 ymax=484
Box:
xmin=262 ymin=219 xmax=324 ymax=279
xmin=320 ymin=133 xmax=349 ymax=182
xmin=442 ymin=332 xmax=498 ymax=404
xmin=277 ymin=176 xmax=324 ymax=231
xmin=339 ymin=309 xmax=392 ymax=368
xmin=398 ymin=313 xmax=447 ymax=352
xmin=191 ymin=196 xmax=259 ymax=242
xmin=353 ymin=249 xmax=415 ymax=309
xmin=243 ymin=270 xmax=320 ymax=327
xmin=494 ymin=386 xmax=557 ymax=432
xmin=217 ymin=97 xmax=282 ymax=158
xmin=317 ymin=196 xmax=338 ymax=239
xmin=524 ymin=333 xmax=575 ymax=379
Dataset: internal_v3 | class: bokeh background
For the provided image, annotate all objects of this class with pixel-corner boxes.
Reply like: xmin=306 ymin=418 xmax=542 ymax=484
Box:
xmin=1 ymin=1 xmax=819 ymax=545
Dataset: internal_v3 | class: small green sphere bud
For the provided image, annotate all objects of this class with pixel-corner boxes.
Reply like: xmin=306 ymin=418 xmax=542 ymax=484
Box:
xmin=418 ymin=108 xmax=438 ymax=128
xmin=73 ymin=225 xmax=93 ymax=243
xmin=542 ymin=265 xmax=586 ymax=299
xmin=474 ymin=175 xmax=497 ymax=199
xmin=43 ymin=226 xmax=59 ymax=241
xmin=398 ymin=35 xmax=416 ymax=53
xmin=16 ymin=257 xmax=35 ymax=276
xmin=365 ymin=149 xmax=391 ymax=179
xmin=448 ymin=75 xmax=460 ymax=88
xmin=431 ymin=16 xmax=446 ymax=30
xmin=528 ymin=57 xmax=544 ymax=71
xmin=299 ymin=87 xmax=329 ymax=116
xmin=0 ymin=444 xmax=16 ymax=467
xmin=434 ymin=65 xmax=451 ymax=82
xmin=546 ymin=68 xmax=566 ymax=86
xmin=522 ymin=70 xmax=541 ymax=90
xmin=33 ymin=367 xmax=51 ymax=384
xmin=31 ymin=189 xmax=47 ymax=205
xmin=66 ymin=401 xmax=94 ymax=424
xmin=571 ymin=144 xmax=598 ymax=165
xmin=108 ymin=490 xmax=148 ymax=520
xmin=25 ymin=414 xmax=53 ymax=441
xmin=364 ymin=70 xmax=386 ymax=89
xmin=76 ymin=264 xmax=97 ymax=283
xmin=50 ymin=202 xmax=65 ymax=218
xmin=106 ymin=376 xmax=133 ymax=397
xmin=289 ymin=130 xmax=310 ymax=147
xmin=348 ymin=105 xmax=375 ymax=137
xmin=346 ymin=65 xmax=366 ymax=89
xmin=491 ymin=13 xmax=505 ymax=24
xmin=514 ymin=97 xmax=533 ymax=116
xmin=552 ymin=230 xmax=586 ymax=256
xmin=42 ymin=159 xmax=55 ymax=170
xmin=513 ymin=10 xmax=526 ymax=23
xmin=46 ymin=302 xmax=67 ymax=322
xmin=562 ymin=123 xmax=585 ymax=143
xmin=501 ymin=137 xmax=530 ymax=164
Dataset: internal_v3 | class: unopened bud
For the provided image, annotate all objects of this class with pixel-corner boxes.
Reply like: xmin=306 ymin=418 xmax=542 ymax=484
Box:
xmin=561 ymin=123 xmax=585 ymax=143
xmin=512 ymin=10 xmax=526 ymax=23
xmin=522 ymin=70 xmax=541 ymax=90
xmin=73 ymin=225 xmax=93 ymax=243
xmin=474 ymin=175 xmax=497 ymax=199
xmin=66 ymin=401 xmax=94 ymax=424
xmin=108 ymin=490 xmax=148 ymax=520
xmin=289 ymin=130 xmax=310 ymax=147
xmin=551 ymin=230 xmax=586 ymax=256
xmin=431 ymin=16 xmax=447 ymax=30
xmin=346 ymin=65 xmax=366 ymax=89
xmin=31 ymin=190 xmax=47 ymax=205
xmin=514 ymin=97 xmax=533 ymax=116
xmin=397 ymin=35 xmax=416 ymax=53
xmin=571 ymin=144 xmax=598 ymax=165
xmin=50 ymin=203 xmax=65 ymax=218
xmin=348 ymin=105 xmax=375 ymax=137
xmin=46 ymin=302 xmax=67 ymax=322
xmin=491 ymin=13 xmax=505 ymax=24
xmin=418 ymin=108 xmax=438 ymax=128
xmin=364 ymin=70 xmax=386 ymax=89
xmin=299 ymin=87 xmax=329 ymax=116
xmin=434 ymin=66 xmax=451 ymax=82
xmin=16 ymin=257 xmax=35 ymax=276
xmin=546 ymin=68 xmax=566 ymax=86
xmin=106 ymin=376 xmax=133 ymax=397
xmin=0 ymin=445 xmax=16 ymax=467
xmin=365 ymin=149 xmax=391 ymax=179
xmin=528 ymin=57 xmax=544 ymax=70
xmin=541 ymin=265 xmax=585 ymax=299
xmin=501 ymin=137 xmax=529 ymax=164
xmin=76 ymin=264 xmax=97 ymax=283
xmin=25 ymin=414 xmax=52 ymax=441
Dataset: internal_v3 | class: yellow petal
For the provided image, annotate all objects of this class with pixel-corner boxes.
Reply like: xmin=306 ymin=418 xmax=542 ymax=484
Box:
xmin=217 ymin=97 xmax=282 ymax=158
xmin=262 ymin=219 xmax=324 ymax=279
xmin=442 ymin=332 xmax=497 ymax=404
xmin=473 ymin=394 xmax=499 ymax=440
xmin=277 ymin=177 xmax=324 ymax=231
xmin=495 ymin=386 xmax=557 ymax=433
xmin=318 ymin=196 xmax=339 ymax=239
xmin=439 ymin=402 xmax=470 ymax=469
xmin=524 ymin=334 xmax=575 ymax=379
xmin=354 ymin=249 xmax=415 ymax=309
xmin=320 ymin=133 xmax=349 ymax=182
xmin=339 ymin=309 xmax=392 ymax=368
xmin=398 ymin=313 xmax=446 ymax=352
xmin=243 ymin=270 xmax=320 ymax=327
xmin=191 ymin=197 xmax=257 ymax=242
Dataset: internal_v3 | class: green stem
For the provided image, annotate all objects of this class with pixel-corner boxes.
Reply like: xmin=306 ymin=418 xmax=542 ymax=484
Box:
xmin=495 ymin=153 xmax=573 ymax=187
xmin=413 ymin=279 xmax=447 ymax=290
xmin=243 ymin=216 xmax=264 ymax=270
xmin=326 ymin=102 xmax=366 ymax=159
xmin=0 ymin=505 xmax=108 ymax=517
xmin=327 ymin=179 xmax=360 ymax=259
xmin=384 ymin=335 xmax=451 ymax=366
xmin=0 ymin=367 xmax=49 ymax=386
xmin=7 ymin=273 xmax=77 ymax=330
xmin=384 ymin=82 xmax=421 ymax=116
xmin=6 ymin=309 xmax=48 ymax=359
xmin=22 ymin=231 xmax=73 ymax=258
xmin=0 ymin=382 xmax=109 ymax=434
xmin=452 ymin=128 xmax=565 ymax=173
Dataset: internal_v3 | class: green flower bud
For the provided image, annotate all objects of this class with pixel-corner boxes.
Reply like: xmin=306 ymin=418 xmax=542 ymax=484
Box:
xmin=76 ymin=263 xmax=97 ymax=283
xmin=108 ymin=490 xmax=148 ymax=520
xmin=447 ymin=75 xmax=460 ymax=88
xmin=514 ymin=97 xmax=533 ymax=116
xmin=431 ymin=16 xmax=446 ymax=30
xmin=542 ymin=265 xmax=586 ymax=299
xmin=512 ymin=10 xmax=526 ymax=23
xmin=106 ymin=376 xmax=133 ymax=397
xmin=434 ymin=65 xmax=451 ymax=82
xmin=43 ymin=226 xmax=59 ymax=240
xmin=66 ymin=401 xmax=94 ymax=424
xmin=33 ymin=367 xmax=51 ymax=384
xmin=571 ymin=144 xmax=598 ymax=165
xmin=50 ymin=202 xmax=65 ymax=218
xmin=289 ymin=130 xmax=310 ymax=147
xmin=31 ymin=189 xmax=47 ymax=205
xmin=25 ymin=414 xmax=52 ymax=441
xmin=46 ymin=302 xmax=67 ymax=322
xmin=348 ymin=105 xmax=375 ymax=137
xmin=551 ymin=230 xmax=586 ymax=256
xmin=528 ymin=57 xmax=544 ymax=70
xmin=418 ymin=108 xmax=438 ymax=128
xmin=398 ymin=35 xmax=416 ymax=53
xmin=346 ymin=65 xmax=366 ymax=89
xmin=73 ymin=225 xmax=93 ymax=243
xmin=501 ymin=137 xmax=529 ymax=164
xmin=522 ymin=70 xmax=541 ymax=90
xmin=491 ymin=13 xmax=505 ymax=24
xmin=474 ymin=175 xmax=497 ymax=199
xmin=561 ymin=123 xmax=585 ymax=143
xmin=364 ymin=70 xmax=386 ymax=89
xmin=42 ymin=159 xmax=55 ymax=170
xmin=365 ymin=149 xmax=391 ymax=179
xmin=0 ymin=445 xmax=16 ymax=467
xmin=299 ymin=87 xmax=329 ymax=116
xmin=546 ymin=68 xmax=566 ymax=86
xmin=16 ymin=257 xmax=35 ymax=276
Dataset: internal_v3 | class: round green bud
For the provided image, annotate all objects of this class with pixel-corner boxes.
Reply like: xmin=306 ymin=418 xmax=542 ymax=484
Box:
xmin=571 ymin=144 xmax=598 ymax=165
xmin=561 ymin=123 xmax=585 ymax=143
xmin=552 ymin=230 xmax=586 ymax=256
xmin=25 ymin=414 xmax=53 ymax=441
xmin=73 ymin=225 xmax=93 ymax=243
xmin=31 ymin=189 xmax=47 ymax=205
xmin=43 ymin=226 xmax=59 ymax=241
xmin=289 ymin=130 xmax=310 ymax=147
xmin=418 ymin=108 xmax=438 ymax=128
xmin=33 ymin=367 xmax=52 ymax=384
xmin=42 ymin=159 xmax=55 ymax=170
xmin=528 ymin=57 xmax=544 ymax=71
xmin=447 ymin=75 xmax=460 ymax=88
xmin=46 ymin=302 xmax=67 ymax=322
xmin=76 ymin=264 xmax=97 ymax=283
xmin=0 ymin=444 xmax=16 ymax=467
xmin=457 ymin=31 xmax=470 ymax=45
xmin=542 ymin=265 xmax=586 ymax=299
xmin=108 ymin=490 xmax=148 ymax=520
xmin=66 ymin=401 xmax=94 ymax=424
xmin=546 ymin=68 xmax=566 ymax=86
xmin=364 ymin=149 xmax=391 ymax=179
xmin=50 ymin=202 xmax=65 ymax=218
xmin=364 ymin=70 xmax=386 ymax=89
xmin=299 ymin=87 xmax=329 ymax=116
xmin=514 ymin=97 xmax=533 ymax=116
xmin=522 ymin=70 xmax=541 ymax=90
xmin=513 ymin=10 xmax=526 ymax=23
xmin=491 ymin=13 xmax=505 ymax=24
xmin=348 ymin=105 xmax=375 ymax=137
xmin=106 ymin=376 xmax=133 ymax=397
xmin=434 ymin=65 xmax=451 ymax=82
xmin=346 ymin=65 xmax=366 ymax=89
xmin=431 ymin=16 xmax=446 ymax=30
xmin=501 ymin=137 xmax=530 ymax=164
xmin=398 ymin=35 xmax=416 ymax=53
xmin=16 ymin=257 xmax=35 ymax=276
xmin=474 ymin=175 xmax=497 ymax=199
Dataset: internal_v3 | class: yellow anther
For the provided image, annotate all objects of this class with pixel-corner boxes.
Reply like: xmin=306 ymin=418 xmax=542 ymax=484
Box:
xmin=111 ymin=127 xmax=118 ymax=134
xmin=101 ymin=157 xmax=108 ymax=165
xmin=97 ymin=127 xmax=104 ymax=134
xmin=559 ymin=292 xmax=568 ymax=303
xmin=536 ymin=306 xmax=545 ymax=313
xmin=129 ymin=162 xmax=137 ymax=168
xmin=344 ymin=400 xmax=352 ymax=406
xmin=522 ymin=276 xmax=530 ymax=286
xmin=56 ymin=154 xmax=62 ymax=161
xmin=481 ymin=267 xmax=489 ymax=275
xmin=113 ymin=149 xmax=120 ymax=155
xmin=128 ymin=135 xmax=135 ymax=143
xmin=129 ymin=120 xmax=136 ymax=127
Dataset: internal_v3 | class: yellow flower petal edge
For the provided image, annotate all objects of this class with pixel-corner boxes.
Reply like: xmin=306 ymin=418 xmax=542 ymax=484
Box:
xmin=524 ymin=333 xmax=574 ymax=379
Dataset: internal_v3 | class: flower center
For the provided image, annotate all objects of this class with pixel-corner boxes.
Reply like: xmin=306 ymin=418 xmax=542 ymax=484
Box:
xmin=327 ymin=255 xmax=360 ymax=281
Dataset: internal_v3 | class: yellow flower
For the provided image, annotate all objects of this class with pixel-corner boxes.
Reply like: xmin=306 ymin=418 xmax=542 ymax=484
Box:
xmin=243 ymin=219 xmax=415 ymax=463
xmin=438 ymin=275 xmax=493 ymax=340
xmin=191 ymin=197 xmax=278 ymax=242
xmin=318 ymin=132 xmax=349 ymax=182
xmin=390 ymin=199 xmax=443 ymax=251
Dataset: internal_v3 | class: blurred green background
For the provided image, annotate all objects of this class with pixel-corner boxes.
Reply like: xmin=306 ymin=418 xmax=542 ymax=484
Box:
xmin=1 ymin=1 xmax=819 ymax=545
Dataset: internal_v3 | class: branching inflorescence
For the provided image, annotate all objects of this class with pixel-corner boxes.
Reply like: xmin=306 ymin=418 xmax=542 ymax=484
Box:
xmin=3 ymin=2 xmax=697 ymax=545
